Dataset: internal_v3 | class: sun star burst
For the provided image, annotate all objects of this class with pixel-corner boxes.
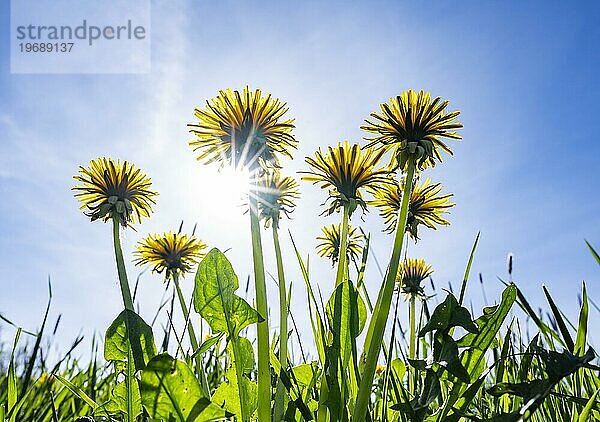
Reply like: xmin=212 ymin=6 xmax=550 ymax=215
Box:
xmin=189 ymin=87 xmax=297 ymax=172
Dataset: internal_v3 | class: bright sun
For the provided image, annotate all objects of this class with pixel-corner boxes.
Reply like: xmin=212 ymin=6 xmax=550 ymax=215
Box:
xmin=192 ymin=165 xmax=250 ymax=225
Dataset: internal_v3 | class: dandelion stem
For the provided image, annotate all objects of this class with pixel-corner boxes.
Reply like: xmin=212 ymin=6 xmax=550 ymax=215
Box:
xmin=112 ymin=217 xmax=134 ymax=311
xmin=172 ymin=273 xmax=211 ymax=398
xmin=249 ymin=184 xmax=272 ymax=422
xmin=335 ymin=204 xmax=350 ymax=286
xmin=272 ymin=224 xmax=288 ymax=422
xmin=408 ymin=294 xmax=416 ymax=394
xmin=355 ymin=159 xmax=416 ymax=420
xmin=231 ymin=335 xmax=250 ymax=422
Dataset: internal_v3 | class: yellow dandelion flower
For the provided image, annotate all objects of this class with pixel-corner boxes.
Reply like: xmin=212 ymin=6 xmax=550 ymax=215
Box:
xmin=134 ymin=232 xmax=207 ymax=280
xmin=370 ymin=177 xmax=454 ymax=239
xmin=256 ymin=170 xmax=300 ymax=228
xmin=396 ymin=258 xmax=433 ymax=296
xmin=362 ymin=90 xmax=462 ymax=170
xmin=375 ymin=365 xmax=386 ymax=375
xmin=301 ymin=141 xmax=390 ymax=215
xmin=188 ymin=87 xmax=297 ymax=171
xmin=316 ymin=224 xmax=363 ymax=265
xmin=38 ymin=372 xmax=55 ymax=385
xmin=73 ymin=158 xmax=157 ymax=227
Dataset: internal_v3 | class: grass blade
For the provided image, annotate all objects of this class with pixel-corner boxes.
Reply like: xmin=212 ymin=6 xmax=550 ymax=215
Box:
xmin=578 ymin=390 xmax=598 ymax=422
xmin=22 ymin=277 xmax=53 ymax=392
xmin=585 ymin=240 xmax=600 ymax=266
xmin=575 ymin=282 xmax=589 ymax=356
xmin=459 ymin=232 xmax=480 ymax=305
xmin=52 ymin=373 xmax=98 ymax=410
xmin=543 ymin=285 xmax=575 ymax=352
xmin=7 ymin=328 xmax=22 ymax=413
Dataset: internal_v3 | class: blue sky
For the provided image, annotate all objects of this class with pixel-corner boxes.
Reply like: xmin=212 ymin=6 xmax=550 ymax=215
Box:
xmin=0 ymin=0 xmax=599 ymax=357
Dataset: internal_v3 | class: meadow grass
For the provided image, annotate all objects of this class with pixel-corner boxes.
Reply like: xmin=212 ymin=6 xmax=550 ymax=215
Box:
xmin=1 ymin=88 xmax=598 ymax=422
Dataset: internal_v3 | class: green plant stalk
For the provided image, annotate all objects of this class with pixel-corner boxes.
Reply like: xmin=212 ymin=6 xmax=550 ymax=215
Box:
xmin=172 ymin=273 xmax=211 ymax=398
xmin=317 ymin=375 xmax=329 ymax=422
xmin=125 ymin=340 xmax=136 ymax=422
xmin=249 ymin=187 xmax=272 ymax=422
xmin=112 ymin=217 xmax=134 ymax=311
xmin=330 ymin=203 xmax=352 ymax=419
xmin=354 ymin=159 xmax=415 ymax=420
xmin=272 ymin=223 xmax=288 ymax=422
xmin=408 ymin=294 xmax=416 ymax=395
xmin=335 ymin=203 xmax=350 ymax=286
xmin=111 ymin=217 xmax=138 ymax=422
xmin=231 ymin=335 xmax=250 ymax=422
